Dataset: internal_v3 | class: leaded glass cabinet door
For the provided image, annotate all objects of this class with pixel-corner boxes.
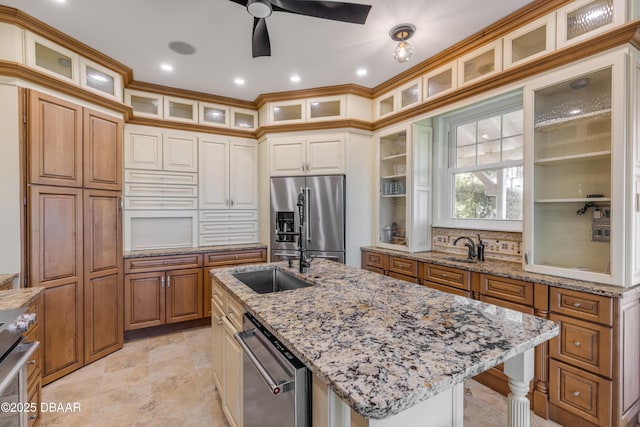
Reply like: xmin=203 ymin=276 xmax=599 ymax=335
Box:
xmin=524 ymin=50 xmax=627 ymax=285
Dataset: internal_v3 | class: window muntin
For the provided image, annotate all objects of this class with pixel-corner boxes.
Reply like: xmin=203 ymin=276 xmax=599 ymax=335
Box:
xmin=450 ymin=107 xmax=524 ymax=221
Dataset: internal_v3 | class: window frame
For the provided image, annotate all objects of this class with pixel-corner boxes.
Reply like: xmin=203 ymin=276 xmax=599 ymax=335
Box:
xmin=433 ymin=90 xmax=524 ymax=232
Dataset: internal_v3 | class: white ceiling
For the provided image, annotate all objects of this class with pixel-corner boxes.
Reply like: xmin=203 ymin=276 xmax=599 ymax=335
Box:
xmin=2 ymin=0 xmax=535 ymax=101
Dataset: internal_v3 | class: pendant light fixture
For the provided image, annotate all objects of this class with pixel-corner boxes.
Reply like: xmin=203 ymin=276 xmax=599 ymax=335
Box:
xmin=390 ymin=23 xmax=416 ymax=63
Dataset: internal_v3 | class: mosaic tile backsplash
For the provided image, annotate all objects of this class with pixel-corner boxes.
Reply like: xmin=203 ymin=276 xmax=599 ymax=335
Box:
xmin=432 ymin=227 xmax=522 ymax=263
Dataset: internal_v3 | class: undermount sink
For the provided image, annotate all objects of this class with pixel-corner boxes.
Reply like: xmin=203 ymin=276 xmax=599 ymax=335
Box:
xmin=232 ymin=268 xmax=312 ymax=294
xmin=442 ymin=256 xmax=478 ymax=264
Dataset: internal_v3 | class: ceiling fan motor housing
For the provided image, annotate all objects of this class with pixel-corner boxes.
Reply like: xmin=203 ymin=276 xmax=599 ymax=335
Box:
xmin=247 ymin=0 xmax=272 ymax=18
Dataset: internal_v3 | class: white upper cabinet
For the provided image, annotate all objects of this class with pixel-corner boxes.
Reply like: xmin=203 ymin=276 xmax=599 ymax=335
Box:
xmin=125 ymin=89 xmax=164 ymax=119
xmin=424 ymin=62 xmax=458 ymax=101
xmin=164 ymin=96 xmax=198 ymax=124
xmin=269 ymin=136 xmax=344 ymax=176
xmin=25 ymin=31 xmax=79 ymax=84
xmin=124 ymin=127 xmax=163 ymax=171
xmin=556 ymin=0 xmax=625 ymax=48
xmin=458 ymin=40 xmax=503 ymax=86
xmin=80 ymin=58 xmax=123 ymax=102
xmin=504 ymin=14 xmax=556 ymax=68
xmin=523 ymin=48 xmax=639 ymax=286
xmin=124 ymin=127 xmax=197 ymax=172
xmin=199 ymin=138 xmax=257 ymax=210
xmin=163 ymin=133 xmax=198 ymax=172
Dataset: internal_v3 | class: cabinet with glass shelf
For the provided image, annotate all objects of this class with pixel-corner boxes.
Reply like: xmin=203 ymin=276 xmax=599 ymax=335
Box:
xmin=523 ymin=48 xmax=640 ymax=286
xmin=375 ymin=124 xmax=431 ymax=252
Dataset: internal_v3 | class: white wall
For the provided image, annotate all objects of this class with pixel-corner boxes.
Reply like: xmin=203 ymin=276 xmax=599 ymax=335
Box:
xmin=344 ymin=131 xmax=373 ymax=266
xmin=0 ymin=83 xmax=21 ymax=276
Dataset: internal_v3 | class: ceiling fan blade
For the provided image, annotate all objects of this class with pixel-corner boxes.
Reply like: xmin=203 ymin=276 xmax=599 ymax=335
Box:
xmin=270 ymin=0 xmax=371 ymax=24
xmin=227 ymin=0 xmax=248 ymax=6
xmin=252 ymin=17 xmax=271 ymax=58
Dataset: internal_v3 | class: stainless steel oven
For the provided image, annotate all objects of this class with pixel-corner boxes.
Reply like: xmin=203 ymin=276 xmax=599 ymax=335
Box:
xmin=0 ymin=307 xmax=39 ymax=427
xmin=235 ymin=312 xmax=309 ymax=427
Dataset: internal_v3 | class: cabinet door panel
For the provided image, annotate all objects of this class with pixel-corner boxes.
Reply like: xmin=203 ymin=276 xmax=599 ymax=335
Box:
xmin=124 ymin=128 xmax=162 ymax=170
xmin=307 ymin=137 xmax=344 ymax=174
xmin=163 ymin=133 xmax=198 ymax=172
xmin=166 ymin=268 xmax=203 ymax=323
xmin=199 ymin=139 xmax=229 ymax=209
xmin=269 ymin=140 xmax=305 ymax=175
xmin=230 ymin=141 xmax=257 ymax=209
xmin=223 ymin=319 xmax=243 ymax=427
xmin=42 ymin=282 xmax=83 ymax=384
xmin=29 ymin=186 xmax=83 ymax=286
xmin=29 ymin=90 xmax=82 ymax=187
xmin=84 ymin=190 xmax=122 ymax=363
xmin=124 ymin=272 xmax=164 ymax=330
xmin=83 ymin=108 xmax=122 ymax=190
xmin=84 ymin=273 xmax=122 ymax=363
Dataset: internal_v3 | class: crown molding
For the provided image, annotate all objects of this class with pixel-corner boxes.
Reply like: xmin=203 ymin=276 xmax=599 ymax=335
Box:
xmin=0 ymin=60 xmax=132 ymax=119
xmin=254 ymin=119 xmax=373 ymax=139
xmin=372 ymin=0 xmax=573 ymax=97
xmin=0 ymin=5 xmax=133 ymax=86
xmin=254 ymin=84 xmax=374 ymax=109
xmin=127 ymin=80 xmax=255 ymax=110
xmin=127 ymin=116 xmax=256 ymax=138
xmin=372 ymin=21 xmax=640 ymax=131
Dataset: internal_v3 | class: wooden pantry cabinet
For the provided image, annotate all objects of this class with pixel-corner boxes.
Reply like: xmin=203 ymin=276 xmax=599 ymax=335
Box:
xmin=124 ymin=254 xmax=204 ymax=330
xmin=26 ymin=89 xmax=124 ymax=384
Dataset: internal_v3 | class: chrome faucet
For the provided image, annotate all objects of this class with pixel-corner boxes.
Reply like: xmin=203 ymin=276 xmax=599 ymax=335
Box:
xmin=297 ymin=188 xmax=311 ymax=273
xmin=453 ymin=236 xmax=476 ymax=261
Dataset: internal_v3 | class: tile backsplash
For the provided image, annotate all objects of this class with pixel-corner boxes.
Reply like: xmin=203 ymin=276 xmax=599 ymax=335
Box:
xmin=432 ymin=227 xmax=522 ymax=263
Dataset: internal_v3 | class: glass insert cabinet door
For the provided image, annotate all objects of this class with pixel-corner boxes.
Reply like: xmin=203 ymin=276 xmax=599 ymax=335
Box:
xmin=524 ymin=51 xmax=626 ymax=285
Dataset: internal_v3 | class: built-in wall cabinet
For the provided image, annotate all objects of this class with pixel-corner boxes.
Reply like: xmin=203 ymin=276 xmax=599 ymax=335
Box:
xmin=123 ymin=125 xmax=259 ymax=250
xmin=27 ymin=90 xmax=123 ymax=385
xmin=374 ymin=124 xmax=432 ymax=253
xmin=269 ymin=135 xmax=345 ymax=176
xmin=523 ymin=46 xmax=640 ymax=287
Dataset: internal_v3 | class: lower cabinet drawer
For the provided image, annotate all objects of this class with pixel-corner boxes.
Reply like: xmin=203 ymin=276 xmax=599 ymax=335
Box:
xmin=204 ymin=249 xmax=266 ymax=267
xmin=419 ymin=263 xmax=470 ymax=291
xmin=125 ymin=254 xmax=203 ymax=273
xmin=199 ymin=233 xmax=259 ymax=246
xmin=211 ymin=279 xmax=225 ymax=311
xmin=361 ymin=251 xmax=388 ymax=270
xmin=479 ymin=274 xmax=533 ymax=306
xmin=226 ymin=296 xmax=244 ymax=331
xmin=388 ymin=256 xmax=417 ymax=278
xmin=199 ymin=221 xmax=258 ymax=234
xmin=549 ymin=359 xmax=612 ymax=426
xmin=549 ymin=313 xmax=612 ymax=378
xmin=27 ymin=376 xmax=41 ymax=427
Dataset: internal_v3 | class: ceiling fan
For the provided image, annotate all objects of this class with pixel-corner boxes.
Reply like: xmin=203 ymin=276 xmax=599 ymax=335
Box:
xmin=228 ymin=0 xmax=372 ymax=58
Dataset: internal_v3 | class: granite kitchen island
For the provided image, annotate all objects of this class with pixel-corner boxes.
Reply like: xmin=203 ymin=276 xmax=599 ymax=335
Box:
xmin=211 ymin=259 xmax=559 ymax=427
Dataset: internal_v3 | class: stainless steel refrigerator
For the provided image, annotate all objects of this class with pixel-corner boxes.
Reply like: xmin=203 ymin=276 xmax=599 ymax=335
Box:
xmin=270 ymin=175 xmax=345 ymax=263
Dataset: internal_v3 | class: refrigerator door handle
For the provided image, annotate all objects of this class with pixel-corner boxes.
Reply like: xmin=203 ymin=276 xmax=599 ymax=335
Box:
xmin=306 ymin=187 xmax=311 ymax=242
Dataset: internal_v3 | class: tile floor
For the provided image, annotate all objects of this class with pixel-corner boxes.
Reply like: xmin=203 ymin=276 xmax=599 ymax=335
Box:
xmin=38 ymin=326 xmax=565 ymax=426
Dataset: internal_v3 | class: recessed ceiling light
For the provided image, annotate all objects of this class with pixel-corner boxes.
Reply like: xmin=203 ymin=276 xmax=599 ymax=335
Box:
xmin=290 ymin=74 xmax=301 ymax=83
xmin=356 ymin=68 xmax=367 ymax=76
xmin=53 ymin=0 xmax=67 ymax=3
xmin=234 ymin=78 xmax=245 ymax=85
xmin=160 ymin=64 xmax=173 ymax=72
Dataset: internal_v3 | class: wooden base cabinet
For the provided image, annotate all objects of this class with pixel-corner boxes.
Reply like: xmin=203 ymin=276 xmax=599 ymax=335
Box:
xmin=124 ymin=268 xmax=203 ymax=330
xmin=23 ymin=297 xmax=42 ymax=427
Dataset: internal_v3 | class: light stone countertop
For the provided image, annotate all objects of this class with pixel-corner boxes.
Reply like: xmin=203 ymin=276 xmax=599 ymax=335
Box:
xmin=0 ymin=286 xmax=43 ymax=310
xmin=211 ymin=259 xmax=558 ymax=420
xmin=123 ymin=243 xmax=267 ymax=259
xmin=361 ymin=246 xmax=640 ymax=298
xmin=0 ymin=273 xmax=17 ymax=288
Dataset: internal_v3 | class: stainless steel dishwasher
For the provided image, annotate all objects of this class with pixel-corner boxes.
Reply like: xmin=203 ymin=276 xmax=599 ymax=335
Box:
xmin=234 ymin=312 xmax=309 ymax=427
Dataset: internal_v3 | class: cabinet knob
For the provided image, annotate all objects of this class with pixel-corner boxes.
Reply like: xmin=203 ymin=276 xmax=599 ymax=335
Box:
xmin=573 ymin=391 xmax=581 ymax=397
xmin=29 ymin=416 xmax=37 ymax=420
xmin=573 ymin=341 xmax=581 ymax=347
xmin=442 ymin=273 xmax=448 ymax=278
xmin=572 ymin=302 xmax=581 ymax=308
xmin=216 ymin=317 xmax=223 ymax=326
xmin=27 ymin=359 xmax=36 ymax=365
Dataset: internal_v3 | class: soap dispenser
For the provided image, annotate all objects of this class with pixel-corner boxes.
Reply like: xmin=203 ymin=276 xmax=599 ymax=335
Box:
xmin=476 ymin=234 xmax=485 ymax=262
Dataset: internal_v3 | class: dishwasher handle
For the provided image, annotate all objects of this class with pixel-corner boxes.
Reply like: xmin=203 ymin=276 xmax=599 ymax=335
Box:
xmin=234 ymin=330 xmax=294 ymax=396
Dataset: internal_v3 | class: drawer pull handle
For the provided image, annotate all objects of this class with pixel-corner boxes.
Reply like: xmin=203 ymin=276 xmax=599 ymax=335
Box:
xmin=572 ymin=302 xmax=581 ymax=308
xmin=27 ymin=360 xmax=36 ymax=365
xmin=442 ymin=273 xmax=448 ymax=278
xmin=29 ymin=415 xmax=37 ymax=420
xmin=573 ymin=391 xmax=581 ymax=397
xmin=216 ymin=317 xmax=223 ymax=326
xmin=573 ymin=341 xmax=581 ymax=347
